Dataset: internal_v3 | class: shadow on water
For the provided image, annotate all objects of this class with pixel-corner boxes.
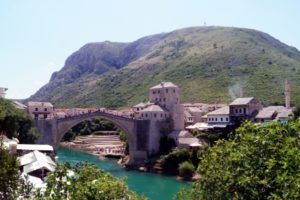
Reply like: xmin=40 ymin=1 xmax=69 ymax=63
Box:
xmin=57 ymin=147 xmax=190 ymax=200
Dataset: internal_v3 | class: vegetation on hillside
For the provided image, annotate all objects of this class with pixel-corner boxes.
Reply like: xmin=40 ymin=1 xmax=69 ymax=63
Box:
xmin=28 ymin=26 xmax=300 ymax=108
xmin=175 ymin=120 xmax=300 ymax=200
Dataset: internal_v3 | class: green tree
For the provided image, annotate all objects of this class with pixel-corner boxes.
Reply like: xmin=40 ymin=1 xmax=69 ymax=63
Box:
xmin=0 ymin=143 xmax=33 ymax=200
xmin=0 ymin=98 xmax=38 ymax=143
xmin=175 ymin=120 xmax=300 ymax=200
xmin=35 ymin=162 xmax=147 ymax=200
xmin=178 ymin=161 xmax=195 ymax=180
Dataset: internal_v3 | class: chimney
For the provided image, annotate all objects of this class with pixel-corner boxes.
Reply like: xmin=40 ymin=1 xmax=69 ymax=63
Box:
xmin=284 ymin=79 xmax=291 ymax=109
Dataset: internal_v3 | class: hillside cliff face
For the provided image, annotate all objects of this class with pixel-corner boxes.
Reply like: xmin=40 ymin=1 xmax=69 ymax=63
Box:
xmin=28 ymin=26 xmax=300 ymax=108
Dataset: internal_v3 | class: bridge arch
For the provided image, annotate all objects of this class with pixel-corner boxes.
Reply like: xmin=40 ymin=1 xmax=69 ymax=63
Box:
xmin=36 ymin=111 xmax=151 ymax=165
xmin=55 ymin=114 xmax=135 ymax=155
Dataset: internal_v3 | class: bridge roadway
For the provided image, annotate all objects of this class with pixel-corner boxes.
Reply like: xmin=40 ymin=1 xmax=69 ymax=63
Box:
xmin=35 ymin=110 xmax=151 ymax=166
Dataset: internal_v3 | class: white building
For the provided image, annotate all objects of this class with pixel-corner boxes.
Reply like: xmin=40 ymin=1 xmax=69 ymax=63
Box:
xmin=0 ymin=87 xmax=8 ymax=98
xmin=207 ymin=106 xmax=230 ymax=125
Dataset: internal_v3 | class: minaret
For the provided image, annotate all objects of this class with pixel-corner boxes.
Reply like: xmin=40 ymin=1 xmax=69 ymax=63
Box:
xmin=284 ymin=79 xmax=291 ymax=109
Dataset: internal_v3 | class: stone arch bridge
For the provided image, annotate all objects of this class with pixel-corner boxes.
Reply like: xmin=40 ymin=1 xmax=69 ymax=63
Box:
xmin=35 ymin=111 xmax=150 ymax=165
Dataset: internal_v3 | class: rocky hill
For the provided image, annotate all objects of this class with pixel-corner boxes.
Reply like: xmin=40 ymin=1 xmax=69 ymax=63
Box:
xmin=28 ymin=26 xmax=300 ymax=108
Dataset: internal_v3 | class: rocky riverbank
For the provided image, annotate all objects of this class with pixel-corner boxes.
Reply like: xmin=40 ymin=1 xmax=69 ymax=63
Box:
xmin=60 ymin=135 xmax=125 ymax=159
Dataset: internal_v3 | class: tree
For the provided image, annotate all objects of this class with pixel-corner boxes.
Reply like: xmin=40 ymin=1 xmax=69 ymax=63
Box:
xmin=35 ymin=162 xmax=147 ymax=200
xmin=0 ymin=98 xmax=38 ymax=143
xmin=0 ymin=142 xmax=33 ymax=200
xmin=178 ymin=161 xmax=195 ymax=180
xmin=176 ymin=120 xmax=300 ymax=199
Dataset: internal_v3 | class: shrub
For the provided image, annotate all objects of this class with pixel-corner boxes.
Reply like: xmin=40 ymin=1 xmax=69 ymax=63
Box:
xmin=178 ymin=161 xmax=195 ymax=179
xmin=161 ymin=148 xmax=191 ymax=174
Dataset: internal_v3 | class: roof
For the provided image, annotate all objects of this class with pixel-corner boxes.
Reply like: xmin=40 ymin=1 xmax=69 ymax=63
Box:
xmin=256 ymin=106 xmax=293 ymax=119
xmin=17 ymin=144 xmax=54 ymax=151
xmin=184 ymin=110 xmax=192 ymax=118
xmin=140 ymin=105 xmax=168 ymax=112
xmin=276 ymin=109 xmax=293 ymax=119
xmin=27 ymin=101 xmax=53 ymax=107
xmin=18 ymin=150 xmax=56 ymax=166
xmin=207 ymin=106 xmax=229 ymax=116
xmin=18 ymin=150 xmax=56 ymax=174
xmin=150 ymin=82 xmax=178 ymax=89
xmin=178 ymin=137 xmax=199 ymax=146
xmin=12 ymin=101 xmax=27 ymax=109
xmin=133 ymin=102 xmax=147 ymax=108
xmin=256 ymin=108 xmax=277 ymax=119
xmin=230 ymin=97 xmax=254 ymax=106
xmin=169 ymin=130 xmax=193 ymax=138
xmin=187 ymin=107 xmax=202 ymax=113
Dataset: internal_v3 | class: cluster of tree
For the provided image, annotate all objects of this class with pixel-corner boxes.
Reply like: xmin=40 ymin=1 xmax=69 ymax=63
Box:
xmin=160 ymin=148 xmax=198 ymax=178
xmin=0 ymin=144 xmax=33 ymax=200
xmin=62 ymin=118 xmax=119 ymax=141
xmin=35 ymin=162 xmax=146 ymax=200
xmin=0 ymin=98 xmax=39 ymax=143
xmin=0 ymin=144 xmax=147 ymax=200
xmin=175 ymin=120 xmax=300 ymax=199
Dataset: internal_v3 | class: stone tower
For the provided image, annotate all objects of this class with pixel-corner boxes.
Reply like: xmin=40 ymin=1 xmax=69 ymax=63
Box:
xmin=284 ymin=79 xmax=291 ymax=109
xmin=149 ymin=82 xmax=184 ymax=130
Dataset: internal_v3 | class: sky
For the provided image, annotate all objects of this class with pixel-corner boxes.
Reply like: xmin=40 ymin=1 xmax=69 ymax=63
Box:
xmin=1 ymin=0 xmax=300 ymax=99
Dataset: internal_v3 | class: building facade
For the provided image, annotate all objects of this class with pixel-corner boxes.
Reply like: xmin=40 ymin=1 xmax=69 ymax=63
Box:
xmin=0 ymin=87 xmax=8 ymax=98
xmin=27 ymin=102 xmax=54 ymax=120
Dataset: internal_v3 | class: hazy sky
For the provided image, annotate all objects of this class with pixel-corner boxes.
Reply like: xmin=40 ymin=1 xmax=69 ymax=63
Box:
xmin=1 ymin=0 xmax=300 ymax=99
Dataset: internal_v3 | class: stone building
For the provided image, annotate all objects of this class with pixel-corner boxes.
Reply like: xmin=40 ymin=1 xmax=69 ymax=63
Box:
xmin=148 ymin=82 xmax=184 ymax=130
xmin=27 ymin=101 xmax=54 ymax=120
xmin=134 ymin=82 xmax=185 ymax=153
xmin=229 ymin=97 xmax=262 ymax=123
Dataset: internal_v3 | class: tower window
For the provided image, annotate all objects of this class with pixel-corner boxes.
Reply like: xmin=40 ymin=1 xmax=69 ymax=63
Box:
xmin=44 ymin=108 xmax=47 ymax=111
xmin=154 ymin=114 xmax=157 ymax=118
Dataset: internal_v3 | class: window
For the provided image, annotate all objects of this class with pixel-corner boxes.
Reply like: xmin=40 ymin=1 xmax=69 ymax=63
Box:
xmin=243 ymin=107 xmax=246 ymax=113
xmin=161 ymin=114 xmax=163 ymax=118
xmin=137 ymin=108 xmax=139 ymax=111
xmin=212 ymin=118 xmax=214 ymax=121
xmin=141 ymin=114 xmax=144 ymax=117
xmin=166 ymin=89 xmax=168 ymax=93
xmin=145 ymin=114 xmax=148 ymax=118
xmin=35 ymin=108 xmax=38 ymax=111
xmin=173 ymin=89 xmax=176 ymax=93
xmin=158 ymin=90 xmax=160 ymax=93
xmin=239 ymin=108 xmax=242 ymax=113
xmin=226 ymin=118 xmax=229 ymax=121
xmin=215 ymin=118 xmax=217 ymax=121
xmin=153 ymin=91 xmax=156 ymax=94
xmin=163 ymin=98 xmax=166 ymax=102
xmin=154 ymin=113 xmax=157 ymax=118
xmin=34 ymin=114 xmax=38 ymax=119
xmin=235 ymin=108 xmax=238 ymax=113
xmin=44 ymin=114 xmax=47 ymax=119
xmin=221 ymin=118 xmax=223 ymax=121
xmin=159 ymin=98 xmax=161 ymax=102
xmin=44 ymin=108 xmax=47 ymax=111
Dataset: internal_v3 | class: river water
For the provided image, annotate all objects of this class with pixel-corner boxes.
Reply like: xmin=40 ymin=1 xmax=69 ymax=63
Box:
xmin=57 ymin=147 xmax=190 ymax=200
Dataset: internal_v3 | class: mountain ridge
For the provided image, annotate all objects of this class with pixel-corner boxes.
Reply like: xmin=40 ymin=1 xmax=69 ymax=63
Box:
xmin=27 ymin=26 xmax=300 ymax=108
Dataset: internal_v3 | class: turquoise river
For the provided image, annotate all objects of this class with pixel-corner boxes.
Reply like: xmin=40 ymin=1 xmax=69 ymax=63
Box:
xmin=57 ymin=148 xmax=190 ymax=200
